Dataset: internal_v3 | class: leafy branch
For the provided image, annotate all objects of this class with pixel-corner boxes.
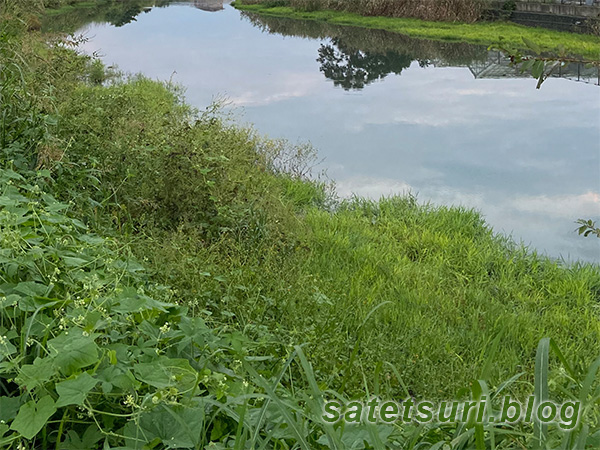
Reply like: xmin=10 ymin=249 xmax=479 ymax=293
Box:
xmin=576 ymin=219 xmax=600 ymax=238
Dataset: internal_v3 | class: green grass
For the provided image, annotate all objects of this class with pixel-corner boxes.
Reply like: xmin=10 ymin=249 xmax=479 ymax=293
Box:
xmin=2 ymin=3 xmax=600 ymax=448
xmin=137 ymin=196 xmax=600 ymax=399
xmin=235 ymin=3 xmax=600 ymax=60
xmin=31 ymin=0 xmax=600 ymax=407
xmin=50 ymin=70 xmax=599 ymax=401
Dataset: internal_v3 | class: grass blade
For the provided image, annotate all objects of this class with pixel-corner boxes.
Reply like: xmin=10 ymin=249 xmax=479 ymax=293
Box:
xmin=533 ymin=337 xmax=550 ymax=450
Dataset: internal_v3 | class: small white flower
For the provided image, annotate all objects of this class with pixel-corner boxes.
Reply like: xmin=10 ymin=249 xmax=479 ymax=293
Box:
xmin=123 ymin=394 xmax=136 ymax=408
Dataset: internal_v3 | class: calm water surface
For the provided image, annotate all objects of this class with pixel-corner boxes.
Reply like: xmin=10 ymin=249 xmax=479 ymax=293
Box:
xmin=69 ymin=2 xmax=600 ymax=262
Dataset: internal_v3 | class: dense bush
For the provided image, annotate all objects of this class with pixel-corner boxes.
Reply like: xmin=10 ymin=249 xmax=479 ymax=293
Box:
xmin=53 ymin=78 xmax=324 ymax=237
xmin=0 ymin=173 xmax=597 ymax=449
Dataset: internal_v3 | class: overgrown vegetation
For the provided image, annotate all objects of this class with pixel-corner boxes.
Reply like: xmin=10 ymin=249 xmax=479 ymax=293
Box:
xmin=1 ymin=1 xmax=599 ymax=448
xmin=234 ymin=2 xmax=600 ymax=60
xmin=239 ymin=0 xmax=485 ymax=23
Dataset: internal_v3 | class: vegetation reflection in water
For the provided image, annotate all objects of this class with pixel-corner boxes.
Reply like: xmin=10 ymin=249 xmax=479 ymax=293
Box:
xmin=43 ymin=1 xmax=600 ymax=89
xmin=242 ymin=12 xmax=600 ymax=89
xmin=42 ymin=0 xmax=177 ymax=31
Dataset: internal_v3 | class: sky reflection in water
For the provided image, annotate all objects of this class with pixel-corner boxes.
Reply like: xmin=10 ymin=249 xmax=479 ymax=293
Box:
xmin=74 ymin=2 xmax=600 ymax=262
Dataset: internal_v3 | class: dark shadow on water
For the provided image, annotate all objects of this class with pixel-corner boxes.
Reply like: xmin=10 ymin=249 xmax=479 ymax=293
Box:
xmin=42 ymin=0 xmax=224 ymax=33
xmin=42 ymin=0 xmax=173 ymax=32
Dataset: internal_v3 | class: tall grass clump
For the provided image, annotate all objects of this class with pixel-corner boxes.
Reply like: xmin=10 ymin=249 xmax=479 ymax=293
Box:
xmin=0 ymin=19 xmax=50 ymax=170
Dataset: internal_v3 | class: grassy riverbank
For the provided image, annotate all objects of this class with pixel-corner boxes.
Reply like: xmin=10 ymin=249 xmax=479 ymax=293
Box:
xmin=1 ymin=2 xmax=599 ymax=448
xmin=235 ymin=2 xmax=600 ymax=59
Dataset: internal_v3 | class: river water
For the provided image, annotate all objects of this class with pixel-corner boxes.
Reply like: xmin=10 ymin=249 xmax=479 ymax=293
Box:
xmin=66 ymin=1 xmax=600 ymax=262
